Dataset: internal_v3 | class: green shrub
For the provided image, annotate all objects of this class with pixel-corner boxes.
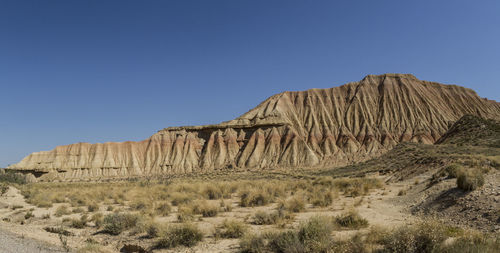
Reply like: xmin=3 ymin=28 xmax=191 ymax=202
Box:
xmin=0 ymin=171 xmax=27 ymax=184
xmin=102 ymin=213 xmax=140 ymax=235
xmin=457 ymin=169 xmax=484 ymax=191
xmin=156 ymin=223 xmax=203 ymax=249
xmin=0 ymin=184 xmax=8 ymax=196
xmin=334 ymin=210 xmax=368 ymax=229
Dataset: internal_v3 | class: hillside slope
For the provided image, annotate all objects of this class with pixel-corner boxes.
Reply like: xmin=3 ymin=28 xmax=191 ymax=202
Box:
xmin=9 ymin=74 xmax=500 ymax=181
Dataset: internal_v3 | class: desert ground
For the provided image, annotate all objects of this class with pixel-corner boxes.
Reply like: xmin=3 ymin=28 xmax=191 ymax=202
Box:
xmin=1 ymin=160 xmax=499 ymax=253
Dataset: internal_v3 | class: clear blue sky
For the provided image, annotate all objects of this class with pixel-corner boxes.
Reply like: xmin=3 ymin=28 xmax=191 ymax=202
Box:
xmin=1 ymin=0 xmax=499 ymax=167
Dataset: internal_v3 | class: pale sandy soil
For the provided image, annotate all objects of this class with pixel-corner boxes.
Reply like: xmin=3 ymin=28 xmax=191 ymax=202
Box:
xmin=0 ymin=176 xmax=419 ymax=253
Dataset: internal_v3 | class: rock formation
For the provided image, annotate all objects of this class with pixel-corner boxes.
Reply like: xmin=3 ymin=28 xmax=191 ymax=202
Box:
xmin=9 ymin=74 xmax=500 ymax=181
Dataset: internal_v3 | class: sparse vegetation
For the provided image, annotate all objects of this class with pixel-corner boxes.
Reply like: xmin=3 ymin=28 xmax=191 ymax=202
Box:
xmin=241 ymin=216 xmax=334 ymax=253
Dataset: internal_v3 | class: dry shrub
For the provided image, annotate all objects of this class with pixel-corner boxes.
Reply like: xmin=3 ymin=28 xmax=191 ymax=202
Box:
xmin=311 ymin=190 xmax=337 ymax=207
xmin=55 ymin=205 xmax=71 ymax=217
xmin=252 ymin=210 xmax=281 ymax=225
xmin=240 ymin=189 xmax=272 ymax=207
xmin=189 ymin=200 xmax=219 ymax=217
xmin=445 ymin=164 xmax=462 ymax=178
xmin=88 ymin=202 xmax=99 ymax=212
xmin=334 ymin=177 xmax=382 ymax=197
xmin=241 ymin=216 xmax=333 ymax=253
xmin=219 ymin=200 xmax=232 ymax=212
xmin=457 ymin=168 xmax=484 ymax=191
xmin=91 ymin=213 xmax=104 ymax=227
xmin=278 ymin=195 xmax=306 ymax=213
xmin=169 ymin=192 xmax=193 ymax=206
xmin=155 ymin=223 xmax=203 ymax=249
xmin=380 ymin=221 xmax=449 ymax=253
xmin=177 ymin=206 xmax=194 ymax=222
xmin=439 ymin=231 xmax=500 ymax=253
xmin=216 ymin=219 xmax=248 ymax=238
xmin=239 ymin=233 xmax=267 ymax=253
xmin=201 ymin=184 xmax=223 ymax=200
xmin=334 ymin=210 xmax=368 ymax=229
xmin=70 ymin=214 xmax=88 ymax=229
xmin=154 ymin=201 xmax=171 ymax=216
xmin=102 ymin=213 xmax=140 ymax=235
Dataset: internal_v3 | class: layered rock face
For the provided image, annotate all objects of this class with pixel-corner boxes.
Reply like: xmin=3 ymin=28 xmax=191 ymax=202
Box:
xmin=9 ymin=74 xmax=500 ymax=181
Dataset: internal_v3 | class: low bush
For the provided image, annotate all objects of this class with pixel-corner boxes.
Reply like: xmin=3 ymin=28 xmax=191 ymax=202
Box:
xmin=445 ymin=164 xmax=462 ymax=178
xmin=216 ymin=219 xmax=248 ymax=238
xmin=239 ymin=233 xmax=267 ymax=253
xmin=439 ymin=232 xmax=500 ymax=253
xmin=154 ymin=202 xmax=171 ymax=216
xmin=90 ymin=213 xmax=104 ymax=227
xmin=177 ymin=206 xmax=194 ymax=222
xmin=242 ymin=216 xmax=333 ymax=253
xmin=70 ymin=215 xmax=88 ymax=229
xmin=252 ymin=210 xmax=294 ymax=226
xmin=155 ymin=223 xmax=203 ymax=249
xmin=311 ymin=190 xmax=336 ymax=207
xmin=240 ymin=190 xmax=272 ymax=207
xmin=0 ymin=183 xmax=8 ymax=196
xmin=88 ymin=202 xmax=99 ymax=212
xmin=252 ymin=210 xmax=280 ymax=225
xmin=278 ymin=195 xmax=306 ymax=213
xmin=457 ymin=168 xmax=484 ymax=191
xmin=334 ymin=210 xmax=368 ymax=229
xmin=190 ymin=200 xmax=219 ymax=217
xmin=24 ymin=211 xmax=34 ymax=219
xmin=170 ymin=192 xmax=193 ymax=206
xmin=44 ymin=226 xmax=74 ymax=236
xmin=202 ymin=184 xmax=223 ymax=200
xmin=102 ymin=213 xmax=140 ymax=235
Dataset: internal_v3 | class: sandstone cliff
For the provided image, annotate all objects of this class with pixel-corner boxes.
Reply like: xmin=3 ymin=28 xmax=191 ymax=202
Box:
xmin=9 ymin=74 xmax=500 ymax=181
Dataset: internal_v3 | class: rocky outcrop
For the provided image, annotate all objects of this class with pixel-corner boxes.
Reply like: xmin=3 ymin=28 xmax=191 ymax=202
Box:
xmin=9 ymin=74 xmax=500 ymax=181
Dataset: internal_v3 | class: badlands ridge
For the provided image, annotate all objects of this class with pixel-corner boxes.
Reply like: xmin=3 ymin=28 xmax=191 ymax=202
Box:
xmin=9 ymin=74 xmax=500 ymax=181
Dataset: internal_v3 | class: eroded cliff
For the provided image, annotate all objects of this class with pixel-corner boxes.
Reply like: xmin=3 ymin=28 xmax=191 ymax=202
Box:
xmin=9 ymin=74 xmax=500 ymax=181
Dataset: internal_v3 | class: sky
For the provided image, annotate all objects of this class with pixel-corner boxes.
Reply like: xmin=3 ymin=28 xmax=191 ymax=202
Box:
xmin=1 ymin=0 xmax=499 ymax=167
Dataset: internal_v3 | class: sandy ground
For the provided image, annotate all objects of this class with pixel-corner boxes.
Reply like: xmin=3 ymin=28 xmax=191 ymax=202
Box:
xmin=0 ymin=177 xmax=419 ymax=253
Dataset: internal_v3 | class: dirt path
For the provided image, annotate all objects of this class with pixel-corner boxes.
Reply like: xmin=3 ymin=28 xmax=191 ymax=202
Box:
xmin=0 ymin=228 xmax=67 ymax=253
